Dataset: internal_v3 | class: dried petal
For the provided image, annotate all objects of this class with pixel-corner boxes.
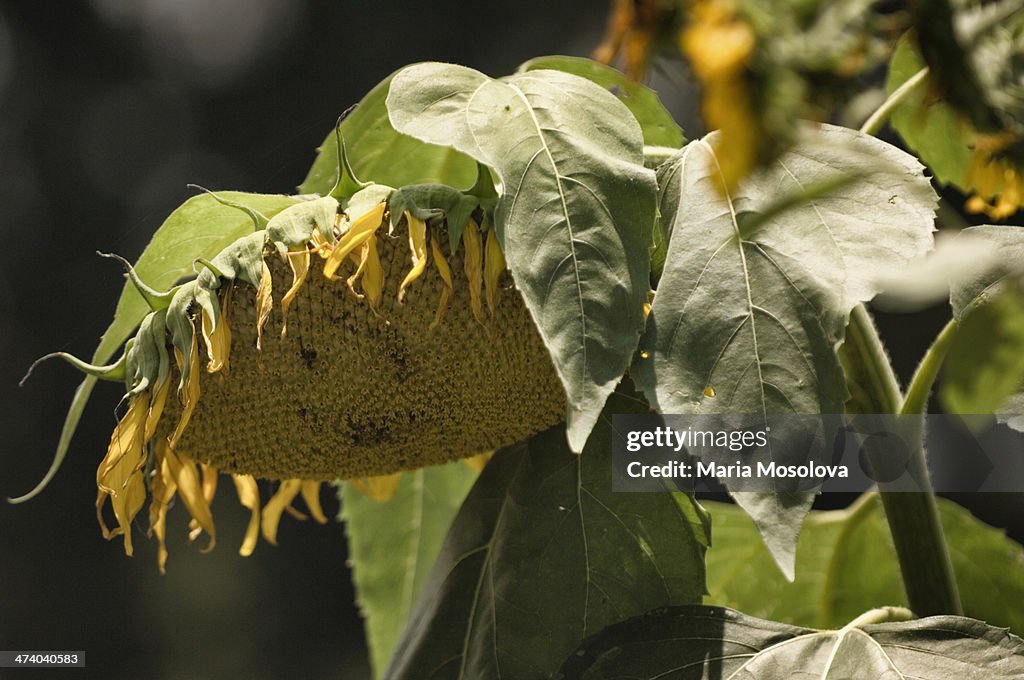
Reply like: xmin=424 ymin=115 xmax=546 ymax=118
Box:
xmin=255 ymin=261 xmax=273 ymax=354
xmin=170 ymin=333 xmax=201 ymax=449
xmin=261 ymin=479 xmax=302 ymax=545
xmin=232 ymin=474 xmax=261 ymax=557
xmin=462 ymin=219 xmax=485 ymax=324
xmin=201 ymin=286 xmax=233 ymax=374
xmin=429 ymin=236 xmax=453 ymax=330
xmin=300 ymin=481 xmax=328 ymax=524
xmin=188 ymin=463 xmax=219 ymax=541
xmin=164 ymin=448 xmax=216 ymax=553
xmin=398 ymin=211 xmax=428 ymax=303
xmin=280 ymin=249 xmax=310 ymax=338
xmin=323 ymin=202 xmax=386 ymax=279
xmin=484 ymin=227 xmax=506 ymax=316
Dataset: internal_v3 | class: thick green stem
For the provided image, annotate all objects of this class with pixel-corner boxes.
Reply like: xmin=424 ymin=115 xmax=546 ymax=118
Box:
xmin=848 ymin=74 xmax=963 ymax=617
xmin=844 ymin=307 xmax=962 ymax=617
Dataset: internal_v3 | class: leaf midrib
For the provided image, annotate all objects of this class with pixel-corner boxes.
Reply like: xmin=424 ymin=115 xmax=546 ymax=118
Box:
xmin=465 ymin=77 xmax=590 ymax=391
xmin=696 ymin=139 xmax=769 ymax=421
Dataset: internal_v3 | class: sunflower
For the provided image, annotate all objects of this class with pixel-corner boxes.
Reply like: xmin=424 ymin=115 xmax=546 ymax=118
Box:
xmin=48 ymin=182 xmax=564 ymax=572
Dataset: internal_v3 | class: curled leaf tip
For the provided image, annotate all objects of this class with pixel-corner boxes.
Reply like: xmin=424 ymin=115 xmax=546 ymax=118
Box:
xmin=328 ymin=110 xmax=371 ymax=199
xmin=97 ymin=251 xmax=176 ymax=311
xmin=187 ymin=183 xmax=268 ymax=230
xmin=20 ymin=351 xmax=127 ymax=387
xmin=468 ymin=161 xmax=498 ymax=200
xmin=193 ymin=257 xmax=226 ymax=279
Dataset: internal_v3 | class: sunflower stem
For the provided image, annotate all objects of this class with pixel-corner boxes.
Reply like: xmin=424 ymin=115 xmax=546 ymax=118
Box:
xmin=844 ymin=305 xmax=962 ymax=617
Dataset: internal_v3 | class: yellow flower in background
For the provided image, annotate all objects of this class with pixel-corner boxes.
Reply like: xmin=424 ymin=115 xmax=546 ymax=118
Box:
xmin=965 ymin=133 xmax=1024 ymax=220
xmin=681 ymin=0 xmax=757 ymax=192
xmin=79 ymin=194 xmax=564 ymax=571
xmin=592 ymin=0 xmax=674 ymax=80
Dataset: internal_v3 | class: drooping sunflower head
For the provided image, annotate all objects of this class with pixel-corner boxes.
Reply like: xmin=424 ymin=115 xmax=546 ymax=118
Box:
xmin=40 ymin=178 xmax=565 ymax=570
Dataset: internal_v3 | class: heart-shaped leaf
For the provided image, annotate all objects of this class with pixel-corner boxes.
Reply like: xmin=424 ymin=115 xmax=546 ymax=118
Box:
xmin=516 ymin=55 xmax=685 ymax=150
xmin=298 ymin=72 xmax=477 ymax=194
xmin=557 ymin=605 xmax=1024 ymax=679
xmin=634 ymin=124 xmax=937 ymax=575
xmin=386 ymin=62 xmax=656 ymax=453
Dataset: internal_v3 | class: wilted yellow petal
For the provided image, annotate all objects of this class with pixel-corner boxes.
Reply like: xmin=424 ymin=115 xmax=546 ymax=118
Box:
xmin=201 ymin=286 xmax=233 ymax=374
xmin=165 ymin=448 xmax=216 ymax=553
xmin=362 ymin=236 xmax=384 ymax=313
xmin=364 ymin=473 xmax=402 ymax=501
xmin=323 ymin=202 xmax=386 ymax=279
xmin=484 ymin=227 xmax=506 ymax=316
xmin=95 ymin=392 xmax=150 ymax=555
xmin=148 ymin=441 xmax=177 ymax=574
xmin=300 ymin=481 xmax=328 ymax=524
xmin=346 ymin=472 xmax=402 ymax=501
xmin=310 ymin=229 xmax=333 ymax=259
xmin=280 ymin=249 xmax=310 ymax=338
xmin=232 ymin=474 xmax=261 ymax=557
xmin=345 ymin=242 xmax=370 ymax=300
xmin=255 ymin=261 xmax=273 ymax=354
xmin=144 ymin=379 xmax=170 ymax=441
xmin=261 ymin=479 xmax=302 ymax=545
xmin=170 ymin=334 xmax=201 ymax=449
xmin=463 ymin=219 xmax=485 ymax=324
xmin=463 ymin=451 xmax=493 ymax=473
xmin=429 ymin=237 xmax=453 ymax=330
xmin=398 ymin=212 xmax=428 ymax=303
xmin=96 ymin=393 xmax=148 ymax=493
xmin=188 ymin=463 xmax=219 ymax=541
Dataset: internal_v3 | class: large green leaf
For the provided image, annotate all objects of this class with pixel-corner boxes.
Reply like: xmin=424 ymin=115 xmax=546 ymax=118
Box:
xmin=11 ymin=191 xmax=301 ymax=503
xmin=705 ymin=495 xmax=1024 ymax=634
xmin=341 ymin=463 xmax=479 ymax=679
xmin=297 ymin=73 xmax=476 ymax=195
xmin=387 ymin=63 xmax=656 ymax=453
xmin=516 ymin=55 xmax=685 ymax=150
xmin=634 ymin=123 xmax=937 ymax=575
xmin=887 ymin=36 xmax=973 ymax=191
xmin=381 ymin=390 xmax=708 ymax=680
xmin=949 ymin=225 xmax=1024 ymax=321
xmin=942 ymin=225 xmax=1024 ymax=416
xmin=943 ymin=288 xmax=1024 ymax=414
xmin=557 ymin=605 xmax=1024 ymax=679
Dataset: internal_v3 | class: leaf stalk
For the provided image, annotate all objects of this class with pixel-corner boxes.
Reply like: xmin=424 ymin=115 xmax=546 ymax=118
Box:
xmin=859 ymin=67 xmax=930 ymax=137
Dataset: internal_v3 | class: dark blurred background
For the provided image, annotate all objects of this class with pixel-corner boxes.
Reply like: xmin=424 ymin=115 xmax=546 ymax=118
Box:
xmin=0 ymin=1 xmax=1020 ymax=678
xmin=0 ymin=1 xmax=613 ymax=677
